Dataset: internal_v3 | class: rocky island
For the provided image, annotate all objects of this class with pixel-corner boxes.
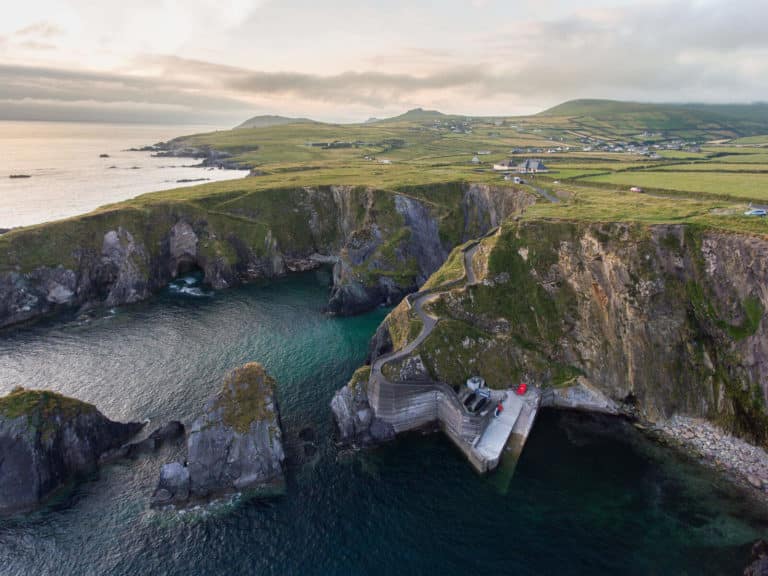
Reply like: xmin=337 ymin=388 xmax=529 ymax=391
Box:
xmin=151 ymin=362 xmax=285 ymax=507
xmin=0 ymin=387 xmax=144 ymax=515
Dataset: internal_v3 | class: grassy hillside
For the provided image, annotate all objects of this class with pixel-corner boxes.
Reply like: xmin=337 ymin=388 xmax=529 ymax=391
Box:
xmin=235 ymin=115 xmax=317 ymax=129
xmin=372 ymin=107 xmax=453 ymax=123
xmin=6 ymin=98 xmax=768 ymax=276
xmin=538 ymin=99 xmax=768 ymax=139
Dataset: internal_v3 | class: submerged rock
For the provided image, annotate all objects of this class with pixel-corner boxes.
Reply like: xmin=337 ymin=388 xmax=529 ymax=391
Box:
xmin=151 ymin=363 xmax=285 ymax=508
xmin=0 ymin=387 xmax=144 ymax=515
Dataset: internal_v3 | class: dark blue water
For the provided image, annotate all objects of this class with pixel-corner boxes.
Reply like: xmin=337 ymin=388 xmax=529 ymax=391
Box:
xmin=0 ymin=270 xmax=765 ymax=575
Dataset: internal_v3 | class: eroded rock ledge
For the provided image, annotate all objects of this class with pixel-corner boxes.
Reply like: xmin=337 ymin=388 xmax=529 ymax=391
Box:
xmin=0 ymin=388 xmax=144 ymax=515
xmin=151 ymin=363 xmax=285 ymax=508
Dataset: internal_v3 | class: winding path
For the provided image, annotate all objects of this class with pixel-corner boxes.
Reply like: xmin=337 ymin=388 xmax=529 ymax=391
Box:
xmin=530 ymin=183 xmax=561 ymax=204
xmin=366 ymin=186 xmax=560 ymax=471
xmin=371 ymin=231 xmax=491 ymax=382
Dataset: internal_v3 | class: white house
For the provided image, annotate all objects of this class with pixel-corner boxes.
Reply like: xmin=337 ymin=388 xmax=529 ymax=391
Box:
xmin=516 ymin=159 xmax=548 ymax=173
xmin=494 ymin=158 xmax=548 ymax=173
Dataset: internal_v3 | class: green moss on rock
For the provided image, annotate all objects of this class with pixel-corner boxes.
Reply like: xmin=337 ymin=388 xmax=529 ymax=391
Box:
xmin=348 ymin=366 xmax=371 ymax=393
xmin=0 ymin=387 xmax=96 ymax=421
xmin=213 ymin=363 xmax=276 ymax=434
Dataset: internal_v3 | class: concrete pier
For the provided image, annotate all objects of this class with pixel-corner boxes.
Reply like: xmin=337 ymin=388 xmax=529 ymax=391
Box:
xmin=470 ymin=388 xmax=541 ymax=472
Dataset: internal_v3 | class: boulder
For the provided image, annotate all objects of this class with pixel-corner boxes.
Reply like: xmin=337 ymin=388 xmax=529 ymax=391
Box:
xmin=151 ymin=363 xmax=285 ymax=507
xmin=0 ymin=387 xmax=144 ymax=515
xmin=150 ymin=462 xmax=190 ymax=507
xmin=330 ymin=367 xmax=395 ymax=446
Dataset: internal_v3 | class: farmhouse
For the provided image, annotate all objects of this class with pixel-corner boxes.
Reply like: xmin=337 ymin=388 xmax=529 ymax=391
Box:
xmin=515 ymin=159 xmax=548 ymax=173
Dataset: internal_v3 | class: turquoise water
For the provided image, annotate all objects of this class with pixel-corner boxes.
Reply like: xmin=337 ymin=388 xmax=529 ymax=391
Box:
xmin=0 ymin=270 xmax=766 ymax=575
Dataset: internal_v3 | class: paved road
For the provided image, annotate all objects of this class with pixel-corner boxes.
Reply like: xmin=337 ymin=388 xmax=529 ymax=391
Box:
xmin=530 ymin=184 xmax=560 ymax=204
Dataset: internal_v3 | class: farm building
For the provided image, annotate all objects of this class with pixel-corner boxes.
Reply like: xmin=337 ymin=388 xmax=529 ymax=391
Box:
xmin=516 ymin=159 xmax=548 ymax=173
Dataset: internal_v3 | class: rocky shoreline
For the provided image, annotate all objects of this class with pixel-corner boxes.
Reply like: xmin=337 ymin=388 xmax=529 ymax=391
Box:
xmin=649 ymin=415 xmax=768 ymax=501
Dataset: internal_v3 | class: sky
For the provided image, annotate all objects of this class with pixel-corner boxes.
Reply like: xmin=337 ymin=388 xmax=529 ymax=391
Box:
xmin=0 ymin=0 xmax=766 ymax=125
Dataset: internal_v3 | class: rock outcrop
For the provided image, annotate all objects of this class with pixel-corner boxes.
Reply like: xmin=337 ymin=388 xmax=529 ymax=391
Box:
xmin=0 ymin=388 xmax=144 ymax=515
xmin=0 ymin=184 xmax=534 ymax=328
xmin=331 ymin=367 xmax=395 ymax=445
xmin=151 ymin=363 xmax=285 ymax=508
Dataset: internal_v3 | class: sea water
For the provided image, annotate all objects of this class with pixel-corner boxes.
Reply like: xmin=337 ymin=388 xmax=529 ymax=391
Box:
xmin=0 ymin=270 xmax=765 ymax=575
xmin=0 ymin=121 xmax=248 ymax=229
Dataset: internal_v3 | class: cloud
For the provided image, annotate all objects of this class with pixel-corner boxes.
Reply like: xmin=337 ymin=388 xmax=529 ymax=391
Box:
xmin=0 ymin=0 xmax=767 ymax=122
xmin=0 ymin=64 xmax=253 ymax=124
xmin=14 ymin=22 xmax=64 ymax=39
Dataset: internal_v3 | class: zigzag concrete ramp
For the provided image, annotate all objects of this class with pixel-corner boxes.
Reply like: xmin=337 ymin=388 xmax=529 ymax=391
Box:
xmin=368 ymin=226 xmax=542 ymax=474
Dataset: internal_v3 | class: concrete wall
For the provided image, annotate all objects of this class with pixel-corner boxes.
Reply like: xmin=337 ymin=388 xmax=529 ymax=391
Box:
xmin=370 ymin=376 xmax=490 ymax=453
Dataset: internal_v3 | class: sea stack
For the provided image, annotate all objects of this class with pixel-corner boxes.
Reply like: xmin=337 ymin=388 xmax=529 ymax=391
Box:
xmin=0 ymin=387 xmax=144 ymax=515
xmin=151 ymin=363 xmax=285 ymax=507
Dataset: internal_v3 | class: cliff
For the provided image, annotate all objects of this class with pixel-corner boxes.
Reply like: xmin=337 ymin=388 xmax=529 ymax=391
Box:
xmin=151 ymin=363 xmax=285 ymax=507
xmin=0 ymin=183 xmax=533 ymax=328
xmin=342 ymin=219 xmax=768 ymax=447
xmin=0 ymin=388 xmax=144 ymax=515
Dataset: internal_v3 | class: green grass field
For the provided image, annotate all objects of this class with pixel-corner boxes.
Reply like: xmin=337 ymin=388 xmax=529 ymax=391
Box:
xmin=731 ymin=135 xmax=768 ymax=145
xmin=653 ymin=163 xmax=768 ymax=172
xmin=583 ymin=171 xmax=768 ymax=201
xmin=95 ymin=110 xmax=768 ymax=240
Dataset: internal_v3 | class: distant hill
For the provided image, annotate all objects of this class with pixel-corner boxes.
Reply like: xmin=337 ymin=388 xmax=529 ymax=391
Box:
xmin=373 ymin=108 xmax=451 ymax=123
xmin=538 ymin=99 xmax=768 ymax=138
xmin=235 ymin=115 xmax=316 ymax=130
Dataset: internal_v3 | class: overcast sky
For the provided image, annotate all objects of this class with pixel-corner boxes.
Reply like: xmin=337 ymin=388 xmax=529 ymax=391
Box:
xmin=0 ymin=0 xmax=766 ymax=125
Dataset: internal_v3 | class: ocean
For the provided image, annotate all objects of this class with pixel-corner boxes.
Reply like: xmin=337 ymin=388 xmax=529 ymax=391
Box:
xmin=0 ymin=121 xmax=248 ymax=229
xmin=0 ymin=271 xmax=765 ymax=575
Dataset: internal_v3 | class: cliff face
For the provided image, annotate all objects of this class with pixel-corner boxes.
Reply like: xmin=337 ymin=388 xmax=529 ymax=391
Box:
xmin=0 ymin=183 xmax=533 ymax=328
xmin=362 ymin=220 xmax=768 ymax=445
xmin=0 ymin=388 xmax=144 ymax=515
